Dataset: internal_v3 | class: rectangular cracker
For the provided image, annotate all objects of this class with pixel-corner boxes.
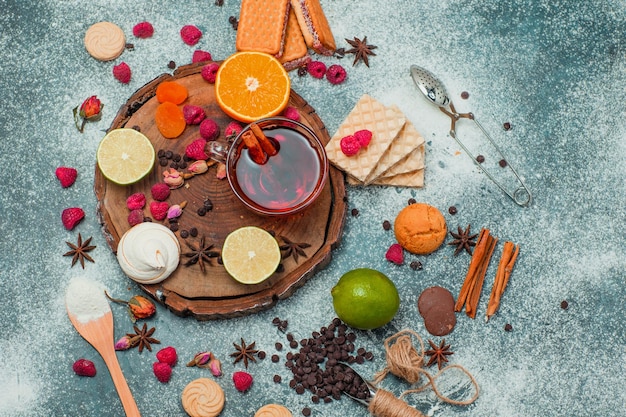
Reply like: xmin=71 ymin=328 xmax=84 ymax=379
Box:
xmin=364 ymin=117 xmax=425 ymax=184
xmin=326 ymin=94 xmax=405 ymax=183
xmin=279 ymin=7 xmax=312 ymax=70
xmin=236 ymin=0 xmax=290 ymax=56
xmin=290 ymin=0 xmax=336 ymax=55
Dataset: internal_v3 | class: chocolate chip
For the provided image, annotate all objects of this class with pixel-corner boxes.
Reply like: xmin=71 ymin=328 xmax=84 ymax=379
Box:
xmin=167 ymin=60 xmax=176 ymax=69
xmin=560 ymin=300 xmax=569 ymax=310
xmin=302 ymin=407 xmax=311 ymax=416
xmin=297 ymin=67 xmax=307 ymax=77
xmin=504 ymin=323 xmax=513 ymax=332
xmin=165 ymin=150 xmax=174 ymax=159
xmin=476 ymin=155 xmax=485 ymax=163
xmin=169 ymin=223 xmax=179 ymax=232
xmin=189 ymin=227 xmax=198 ymax=237
xmin=275 ymin=342 xmax=283 ymax=351
xmin=460 ymin=91 xmax=469 ymax=99
xmin=410 ymin=261 xmax=423 ymax=270
xmin=503 ymin=122 xmax=512 ymax=131
xmin=408 ymin=198 xmax=416 ymax=205
xmin=258 ymin=351 xmax=266 ymax=360
xmin=382 ymin=220 xmax=391 ymax=230
xmin=125 ymin=43 xmax=134 ymax=50
xmin=273 ymin=374 xmax=281 ymax=383
xmin=448 ymin=206 xmax=457 ymax=215
xmin=180 ymin=230 xmax=189 ymax=238
xmin=272 ymin=354 xmax=280 ymax=363
xmin=197 ymin=207 xmax=207 ymax=216
xmin=350 ymin=208 xmax=359 ymax=217
xmin=159 ymin=158 xmax=168 ymax=167
xmin=499 ymin=159 xmax=508 ymax=167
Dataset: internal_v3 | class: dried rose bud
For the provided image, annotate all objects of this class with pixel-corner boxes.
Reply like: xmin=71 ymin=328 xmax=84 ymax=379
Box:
xmin=187 ymin=160 xmax=209 ymax=175
xmin=127 ymin=295 xmax=156 ymax=321
xmin=187 ymin=351 xmax=212 ymax=367
xmin=162 ymin=168 xmax=184 ymax=189
xmin=73 ymin=95 xmax=104 ymax=132
xmin=216 ymin=163 xmax=227 ymax=179
xmin=105 ymin=292 xmax=156 ymax=322
xmin=167 ymin=201 xmax=187 ymax=220
xmin=208 ymin=356 xmax=222 ymax=377
xmin=115 ymin=335 xmax=133 ymax=351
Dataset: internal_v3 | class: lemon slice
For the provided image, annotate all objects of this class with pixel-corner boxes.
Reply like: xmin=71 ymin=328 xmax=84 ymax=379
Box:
xmin=222 ymin=226 xmax=281 ymax=284
xmin=97 ymin=128 xmax=155 ymax=185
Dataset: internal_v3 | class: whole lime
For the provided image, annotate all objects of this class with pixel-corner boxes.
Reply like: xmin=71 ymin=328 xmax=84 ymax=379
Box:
xmin=331 ymin=268 xmax=400 ymax=330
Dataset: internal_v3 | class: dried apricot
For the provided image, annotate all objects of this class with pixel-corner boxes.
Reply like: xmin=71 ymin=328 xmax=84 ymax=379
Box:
xmin=156 ymin=81 xmax=188 ymax=104
xmin=155 ymin=102 xmax=186 ymax=139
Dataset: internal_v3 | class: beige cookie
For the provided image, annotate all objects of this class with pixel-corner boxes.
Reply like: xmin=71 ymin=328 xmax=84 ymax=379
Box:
xmin=181 ymin=378 xmax=225 ymax=417
xmin=255 ymin=404 xmax=293 ymax=417
xmin=84 ymin=22 xmax=126 ymax=61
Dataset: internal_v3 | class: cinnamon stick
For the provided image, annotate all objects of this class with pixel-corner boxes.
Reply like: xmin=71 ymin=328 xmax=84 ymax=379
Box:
xmin=455 ymin=228 xmax=489 ymax=312
xmin=486 ymin=241 xmax=520 ymax=321
xmin=250 ymin=123 xmax=278 ymax=156
xmin=241 ymin=130 xmax=268 ymax=164
xmin=465 ymin=234 xmax=497 ymax=318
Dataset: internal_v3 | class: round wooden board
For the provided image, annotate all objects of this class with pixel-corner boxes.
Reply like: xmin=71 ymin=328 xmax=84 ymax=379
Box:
xmin=95 ymin=62 xmax=346 ymax=320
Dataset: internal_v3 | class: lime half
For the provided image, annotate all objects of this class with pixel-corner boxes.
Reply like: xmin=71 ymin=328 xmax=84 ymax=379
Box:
xmin=222 ymin=226 xmax=281 ymax=284
xmin=97 ymin=128 xmax=155 ymax=185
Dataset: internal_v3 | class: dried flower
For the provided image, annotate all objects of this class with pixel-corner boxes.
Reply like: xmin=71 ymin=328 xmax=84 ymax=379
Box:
xmin=105 ymin=292 xmax=156 ymax=322
xmin=167 ymin=201 xmax=187 ymax=220
xmin=216 ymin=163 xmax=227 ymax=180
xmin=187 ymin=351 xmax=212 ymax=367
xmin=162 ymin=168 xmax=184 ymax=189
xmin=208 ymin=356 xmax=222 ymax=377
xmin=114 ymin=335 xmax=133 ymax=351
xmin=188 ymin=160 xmax=209 ymax=175
xmin=73 ymin=95 xmax=103 ymax=133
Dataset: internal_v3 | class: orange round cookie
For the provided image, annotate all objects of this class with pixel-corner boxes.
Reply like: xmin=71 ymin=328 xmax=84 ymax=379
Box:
xmin=393 ymin=203 xmax=447 ymax=255
xmin=84 ymin=22 xmax=126 ymax=61
xmin=181 ymin=378 xmax=225 ymax=417
xmin=254 ymin=404 xmax=293 ymax=417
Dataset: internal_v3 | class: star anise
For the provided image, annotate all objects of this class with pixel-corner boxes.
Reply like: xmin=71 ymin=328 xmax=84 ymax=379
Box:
xmin=448 ymin=225 xmax=478 ymax=256
xmin=63 ymin=233 xmax=96 ymax=269
xmin=279 ymin=236 xmax=311 ymax=263
xmin=230 ymin=338 xmax=258 ymax=368
xmin=425 ymin=339 xmax=454 ymax=370
xmin=183 ymin=235 xmax=220 ymax=273
xmin=345 ymin=36 xmax=377 ymax=67
xmin=126 ymin=323 xmax=160 ymax=353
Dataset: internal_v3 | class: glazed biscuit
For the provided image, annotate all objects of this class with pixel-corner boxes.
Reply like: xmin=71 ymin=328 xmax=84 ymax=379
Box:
xmin=181 ymin=378 xmax=225 ymax=417
xmin=254 ymin=404 xmax=293 ymax=417
xmin=326 ymin=94 xmax=405 ymax=183
xmin=279 ymin=7 xmax=312 ymax=71
xmin=84 ymin=22 xmax=126 ymax=61
xmin=236 ymin=0 xmax=290 ymax=56
xmin=394 ymin=203 xmax=446 ymax=254
xmin=290 ymin=0 xmax=336 ymax=55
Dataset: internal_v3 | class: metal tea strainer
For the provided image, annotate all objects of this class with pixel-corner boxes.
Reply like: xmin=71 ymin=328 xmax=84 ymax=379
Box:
xmin=410 ymin=65 xmax=532 ymax=207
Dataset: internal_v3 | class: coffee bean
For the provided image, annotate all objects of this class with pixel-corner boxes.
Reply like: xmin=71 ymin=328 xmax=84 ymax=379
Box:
xmin=382 ymin=220 xmax=391 ymax=230
xmin=159 ymin=158 xmax=168 ymax=167
xmin=560 ymin=300 xmax=569 ymax=309
xmin=499 ymin=159 xmax=508 ymax=167
xmin=165 ymin=150 xmax=174 ymax=159
xmin=189 ymin=227 xmax=198 ymax=237
xmin=273 ymin=374 xmax=281 ymax=383
xmin=448 ymin=206 xmax=457 ymax=215
xmin=180 ymin=230 xmax=189 ymax=238
xmin=197 ymin=207 xmax=207 ymax=216
xmin=302 ymin=407 xmax=311 ymax=416
xmin=476 ymin=155 xmax=485 ymax=163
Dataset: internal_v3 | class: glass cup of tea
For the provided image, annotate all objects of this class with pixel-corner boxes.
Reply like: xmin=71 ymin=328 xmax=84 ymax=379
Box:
xmin=206 ymin=117 xmax=329 ymax=216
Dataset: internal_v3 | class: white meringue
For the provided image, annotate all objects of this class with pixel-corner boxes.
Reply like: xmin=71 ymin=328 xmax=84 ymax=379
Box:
xmin=116 ymin=222 xmax=180 ymax=284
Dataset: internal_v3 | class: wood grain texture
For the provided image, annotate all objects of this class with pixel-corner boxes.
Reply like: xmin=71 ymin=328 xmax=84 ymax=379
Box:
xmin=95 ymin=62 xmax=346 ymax=320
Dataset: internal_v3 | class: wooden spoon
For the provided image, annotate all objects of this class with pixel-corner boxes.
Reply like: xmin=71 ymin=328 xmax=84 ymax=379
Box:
xmin=67 ymin=308 xmax=142 ymax=417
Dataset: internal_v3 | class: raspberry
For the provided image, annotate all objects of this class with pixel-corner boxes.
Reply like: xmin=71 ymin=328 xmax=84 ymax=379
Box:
xmin=232 ymin=371 xmax=253 ymax=392
xmin=385 ymin=243 xmax=404 ymax=265
xmin=340 ymin=135 xmax=360 ymax=156
xmin=201 ymin=63 xmax=220 ymax=84
xmin=199 ymin=119 xmax=220 ymax=141
xmin=72 ymin=359 xmax=96 ymax=377
xmin=192 ymin=50 xmax=212 ymax=63
xmin=156 ymin=346 xmax=178 ymax=367
xmin=55 ymin=166 xmax=77 ymax=188
xmin=132 ymin=22 xmax=154 ymax=38
xmin=152 ymin=362 xmax=172 ymax=383
xmin=354 ymin=129 xmax=372 ymax=148
xmin=151 ymin=183 xmax=171 ymax=201
xmin=326 ymin=64 xmax=347 ymax=85
xmin=150 ymin=201 xmax=169 ymax=221
xmin=282 ymin=106 xmax=300 ymax=122
xmin=61 ymin=207 xmax=85 ymax=230
xmin=113 ymin=62 xmax=131 ymax=84
xmin=185 ymin=138 xmax=209 ymax=160
xmin=126 ymin=192 xmax=146 ymax=210
xmin=127 ymin=209 xmax=144 ymax=226
xmin=224 ymin=121 xmax=243 ymax=139
xmin=306 ymin=61 xmax=327 ymax=79
xmin=183 ymin=105 xmax=206 ymax=125
xmin=180 ymin=25 xmax=202 ymax=46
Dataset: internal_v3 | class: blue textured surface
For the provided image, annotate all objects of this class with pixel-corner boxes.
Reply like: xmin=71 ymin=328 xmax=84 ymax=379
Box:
xmin=0 ymin=1 xmax=624 ymax=416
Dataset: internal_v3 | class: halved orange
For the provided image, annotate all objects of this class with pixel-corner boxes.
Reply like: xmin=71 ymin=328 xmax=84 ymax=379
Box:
xmin=215 ymin=52 xmax=291 ymax=123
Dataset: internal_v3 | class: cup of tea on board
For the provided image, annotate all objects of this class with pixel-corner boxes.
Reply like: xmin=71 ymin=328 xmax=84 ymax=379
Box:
xmin=206 ymin=117 xmax=329 ymax=216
